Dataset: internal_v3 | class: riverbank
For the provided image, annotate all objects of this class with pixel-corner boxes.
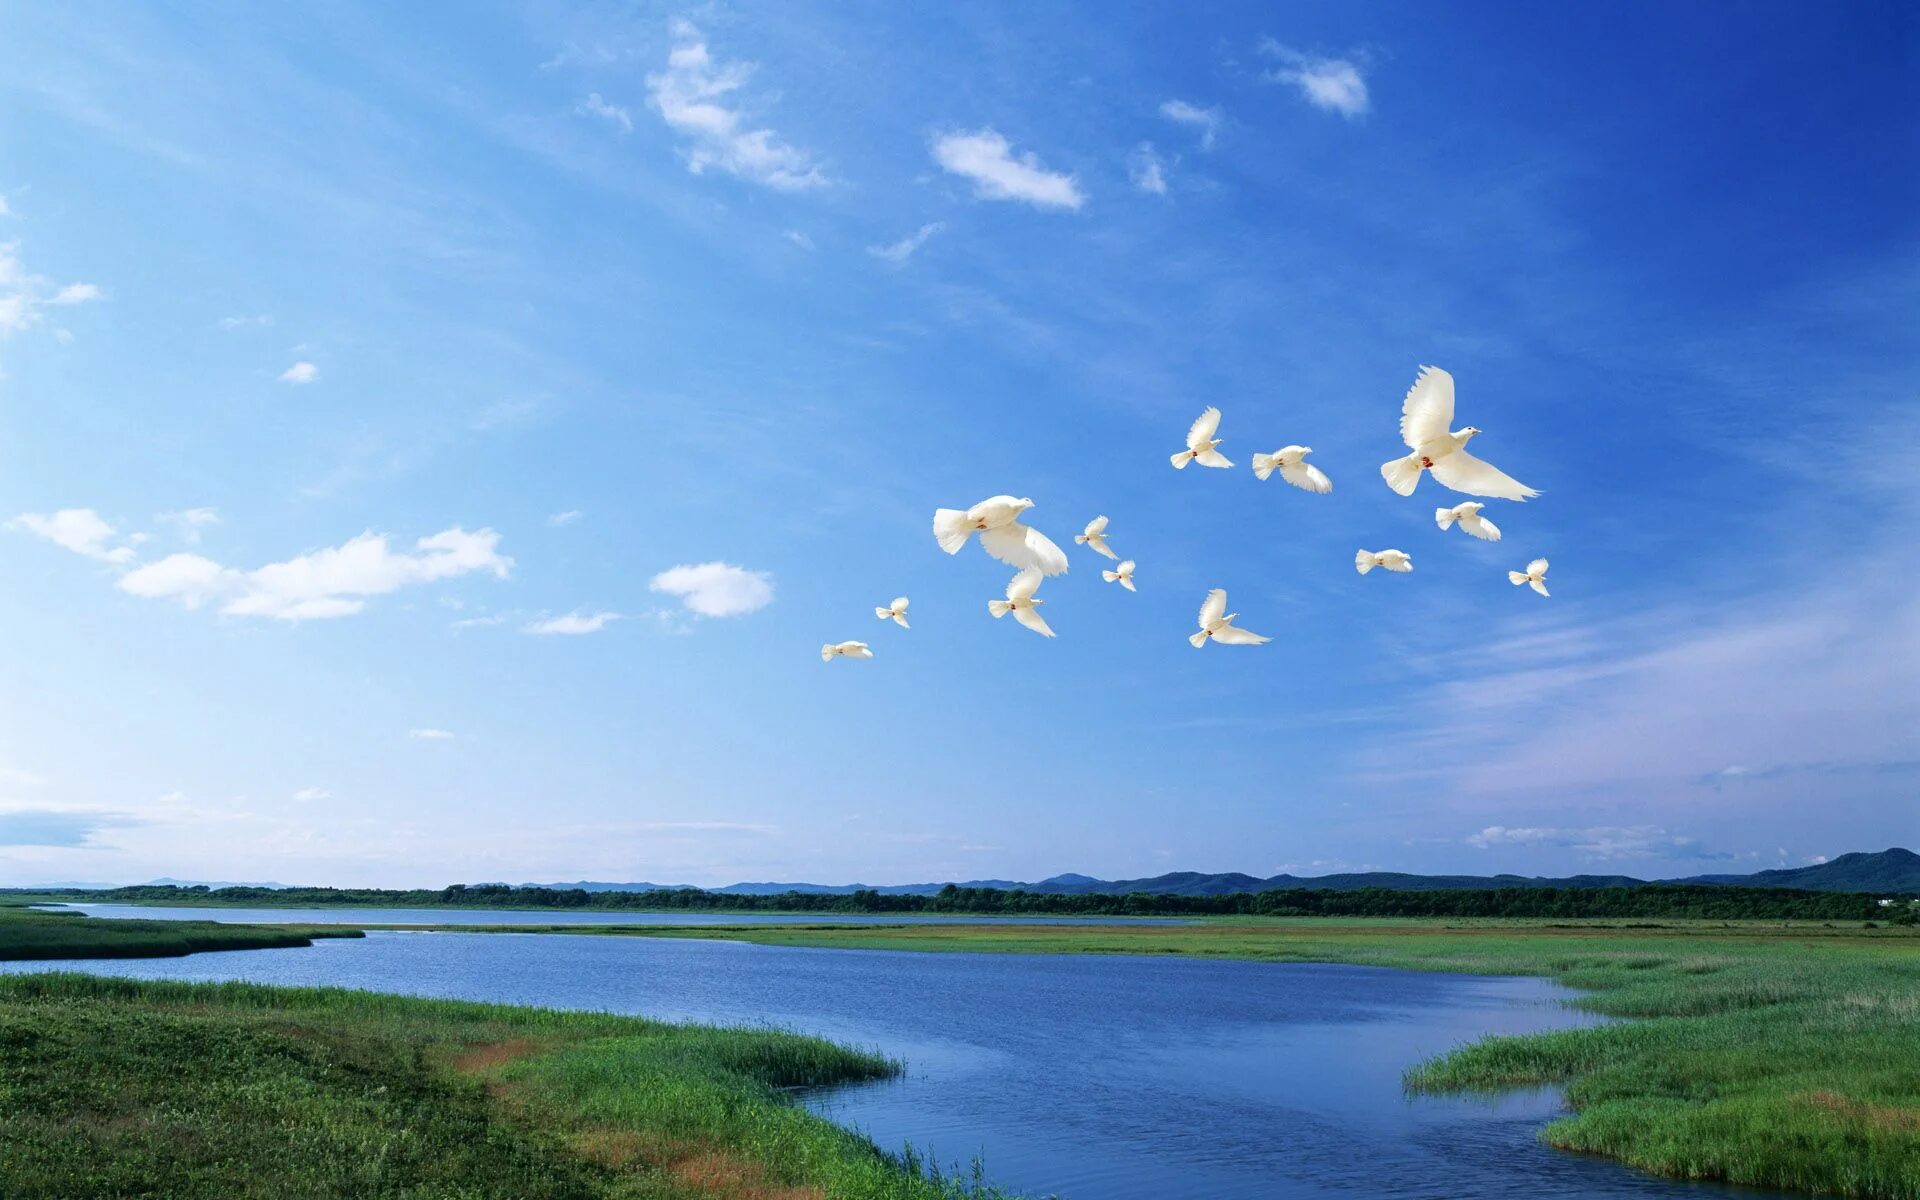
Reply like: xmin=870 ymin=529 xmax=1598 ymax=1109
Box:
xmin=0 ymin=972 xmax=1016 ymax=1199
xmin=450 ymin=917 xmax=1918 ymax=1199
xmin=0 ymin=906 xmax=362 ymax=960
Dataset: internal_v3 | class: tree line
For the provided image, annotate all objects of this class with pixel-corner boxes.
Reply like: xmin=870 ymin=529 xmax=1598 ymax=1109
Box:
xmin=26 ymin=881 xmax=1908 ymax=921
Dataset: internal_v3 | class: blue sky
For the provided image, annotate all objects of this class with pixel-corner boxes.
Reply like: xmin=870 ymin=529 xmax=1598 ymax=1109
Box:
xmin=1 ymin=2 xmax=1913 ymax=888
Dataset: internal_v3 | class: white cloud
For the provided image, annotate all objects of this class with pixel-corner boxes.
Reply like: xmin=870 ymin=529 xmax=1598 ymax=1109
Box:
xmin=0 ymin=194 xmax=10 ymax=218
xmin=1807 ymin=854 xmax=1829 ymax=865
xmin=931 ymin=130 xmax=1084 ymax=211
xmin=0 ymin=241 xmax=102 ymax=338
xmin=645 ymin=21 xmax=827 ymax=191
xmin=450 ymin=613 xmax=511 ymax=630
xmin=868 ymin=222 xmax=945 ymax=264
xmin=546 ymin=509 xmax=583 ymax=527
xmin=783 ymin=230 xmax=815 ymax=251
xmin=1464 ymin=825 xmax=1719 ymax=861
xmin=117 ymin=526 xmax=511 ymax=621
xmin=408 ymin=728 xmax=457 ymax=741
xmin=1159 ymin=99 xmax=1221 ymax=149
xmin=1260 ymin=43 xmax=1371 ymax=117
xmin=292 ymin=787 xmax=330 ymax=802
xmin=1129 ymin=144 xmax=1169 ymax=195
xmin=577 ymin=92 xmax=633 ymax=133
xmin=525 ymin=611 xmax=621 ymax=635
xmin=278 ymin=361 xmax=318 ymax=384
xmin=215 ymin=314 xmax=273 ymax=331
xmin=158 ymin=507 xmax=220 ymax=544
xmin=649 ymin=561 xmax=774 ymax=617
xmin=9 ymin=508 xmax=137 ymax=564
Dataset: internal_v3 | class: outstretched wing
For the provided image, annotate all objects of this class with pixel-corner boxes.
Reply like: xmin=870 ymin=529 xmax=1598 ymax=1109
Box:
xmin=1280 ymin=460 xmax=1332 ymax=494
xmin=1197 ymin=588 xmax=1227 ymax=629
xmin=1462 ymin=515 xmax=1502 ymax=542
xmin=1193 ymin=449 xmax=1234 ymax=469
xmin=1381 ymin=553 xmax=1414 ymax=573
xmin=846 ymin=642 xmax=872 ymax=658
xmin=1527 ymin=558 xmax=1549 ymax=578
xmin=1428 ymin=448 xmax=1538 ymax=501
xmin=1012 ymin=605 xmax=1056 ymax=638
xmin=1399 ymin=365 xmax=1455 ymax=449
xmin=1082 ymin=515 xmax=1108 ymax=538
xmin=1005 ymin=567 xmax=1042 ymax=602
xmin=979 ymin=521 xmax=1070 ymax=576
xmin=1212 ymin=625 xmax=1271 ymax=645
xmin=1187 ymin=406 xmax=1222 ymax=450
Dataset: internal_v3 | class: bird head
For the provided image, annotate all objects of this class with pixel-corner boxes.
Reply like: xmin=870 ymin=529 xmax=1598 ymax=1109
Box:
xmin=1461 ymin=426 xmax=1483 ymax=439
xmin=1462 ymin=501 xmax=1482 ymax=514
xmin=1015 ymin=497 xmax=1035 ymax=512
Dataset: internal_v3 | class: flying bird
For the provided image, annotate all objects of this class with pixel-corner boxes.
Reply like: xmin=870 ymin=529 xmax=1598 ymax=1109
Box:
xmin=1101 ymin=559 xmax=1137 ymax=592
xmin=987 ymin=568 xmax=1055 ymax=638
xmin=1435 ymin=501 xmax=1502 ymax=542
xmin=1074 ymin=515 xmax=1120 ymax=560
xmin=1355 ymin=549 xmax=1414 ymax=575
xmin=1380 ymin=366 xmax=1538 ymax=501
xmin=821 ymin=641 xmax=873 ymax=661
xmin=874 ymin=597 xmax=910 ymax=628
xmin=1171 ymin=407 xmax=1233 ymax=469
xmin=932 ymin=495 xmax=1069 ymax=576
xmin=1189 ymin=588 xmax=1271 ymax=648
xmin=1509 ymin=558 xmax=1551 ymax=596
xmin=1251 ymin=446 xmax=1332 ymax=494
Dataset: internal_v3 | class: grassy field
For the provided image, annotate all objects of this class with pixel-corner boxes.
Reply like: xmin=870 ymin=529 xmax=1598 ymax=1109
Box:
xmin=0 ymin=972 xmax=1017 ymax=1199
xmin=467 ymin=916 xmax=1920 ymax=1199
xmin=0 ymin=905 xmax=362 ymax=960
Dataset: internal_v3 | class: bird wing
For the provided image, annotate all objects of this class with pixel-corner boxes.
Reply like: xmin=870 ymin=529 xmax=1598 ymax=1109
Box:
xmin=847 ymin=642 xmax=872 ymax=657
xmin=1187 ymin=406 xmax=1222 ymax=450
xmin=1198 ymin=588 xmax=1227 ymax=629
xmin=891 ymin=596 xmax=909 ymax=612
xmin=1005 ymin=567 xmax=1043 ymax=601
xmin=1463 ymin=515 xmax=1502 ymax=542
xmin=1090 ymin=539 xmax=1119 ymax=560
xmin=1382 ymin=552 xmax=1414 ymax=572
xmin=1528 ymin=558 xmax=1549 ymax=578
xmin=1083 ymin=515 xmax=1108 ymax=538
xmin=1428 ymin=448 xmax=1539 ymax=500
xmin=1399 ymin=366 xmax=1455 ymax=449
xmin=1011 ymin=605 xmax=1055 ymax=637
xmin=1280 ymin=460 xmax=1332 ymax=494
xmin=1529 ymin=579 xmax=1551 ymax=597
xmin=1194 ymin=449 xmax=1233 ymax=468
xmin=1212 ymin=624 xmax=1271 ymax=645
xmin=978 ymin=521 xmax=1070 ymax=576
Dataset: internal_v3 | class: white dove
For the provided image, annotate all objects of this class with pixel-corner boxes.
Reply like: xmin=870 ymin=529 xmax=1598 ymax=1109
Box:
xmin=932 ymin=495 xmax=1069 ymax=576
xmin=1189 ymin=588 xmax=1271 ymax=648
xmin=873 ymin=596 xmax=910 ymax=628
xmin=987 ymin=568 xmax=1055 ymax=638
xmin=1171 ymin=407 xmax=1233 ymax=469
xmin=821 ymin=641 xmax=873 ymax=661
xmin=1101 ymin=559 xmax=1137 ymax=592
xmin=1251 ymin=446 xmax=1332 ymax=494
xmin=1074 ymin=515 xmax=1120 ymax=560
xmin=1355 ymin=549 xmax=1413 ymax=575
xmin=1509 ymin=558 xmax=1551 ymax=596
xmin=1380 ymin=366 xmax=1538 ymax=501
xmin=1435 ymin=501 xmax=1502 ymax=542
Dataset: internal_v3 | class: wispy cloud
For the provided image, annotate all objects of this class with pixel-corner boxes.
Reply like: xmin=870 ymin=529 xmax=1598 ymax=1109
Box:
xmin=1259 ymin=43 xmax=1371 ymax=118
xmin=932 ymin=130 xmax=1084 ymax=211
xmin=649 ymin=561 xmax=773 ymax=617
xmin=157 ymin=507 xmax=220 ymax=544
xmin=9 ymin=508 xmax=138 ymax=564
xmin=0 ymin=240 xmax=103 ymax=338
xmin=546 ymin=509 xmax=583 ymax=527
xmin=645 ymin=20 xmax=828 ymax=191
xmin=278 ymin=360 xmax=318 ymax=384
xmin=783 ymin=229 xmax=815 ymax=251
xmin=117 ymin=527 xmax=511 ymax=620
xmin=214 ymin=314 xmax=272 ymax=331
xmin=868 ymin=222 xmax=944 ymax=264
xmin=408 ymin=728 xmax=457 ymax=741
xmin=1129 ymin=143 xmax=1169 ymax=195
xmin=1465 ymin=824 xmax=1725 ymax=861
xmin=576 ymin=92 xmax=633 ymax=134
xmin=0 ymin=807 xmax=139 ymax=848
xmin=1159 ymin=99 xmax=1221 ymax=149
xmin=292 ymin=787 xmax=330 ymax=802
xmin=524 ymin=611 xmax=620 ymax=635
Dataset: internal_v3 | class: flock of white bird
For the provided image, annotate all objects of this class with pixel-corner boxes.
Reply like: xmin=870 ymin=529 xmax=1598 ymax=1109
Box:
xmin=821 ymin=364 xmax=1549 ymax=661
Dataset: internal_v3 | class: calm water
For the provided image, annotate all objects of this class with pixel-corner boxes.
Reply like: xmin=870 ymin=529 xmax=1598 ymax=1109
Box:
xmin=45 ymin=902 xmax=1183 ymax=927
xmin=0 ymin=930 xmax=1768 ymax=1199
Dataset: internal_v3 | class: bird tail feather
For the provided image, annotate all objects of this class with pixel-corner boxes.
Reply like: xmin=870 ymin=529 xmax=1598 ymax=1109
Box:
xmin=933 ymin=508 xmax=973 ymax=555
xmin=987 ymin=599 xmax=1012 ymax=618
xmin=1380 ymin=455 xmax=1421 ymax=496
xmin=1169 ymin=451 xmax=1192 ymax=469
xmin=1101 ymin=569 xmax=1119 ymax=582
xmin=820 ymin=644 xmax=836 ymax=661
xmin=1355 ymin=550 xmax=1376 ymax=575
xmin=1187 ymin=630 xmax=1209 ymax=649
xmin=1507 ymin=571 xmax=1528 ymax=586
xmin=1251 ymin=453 xmax=1275 ymax=481
xmin=1434 ymin=507 xmax=1455 ymax=530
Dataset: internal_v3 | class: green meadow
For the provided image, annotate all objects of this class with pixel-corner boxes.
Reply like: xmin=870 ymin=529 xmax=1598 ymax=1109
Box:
xmin=469 ymin=916 xmax=1920 ymax=1199
xmin=0 ymin=972 xmax=1017 ymax=1200
xmin=0 ymin=904 xmax=361 ymax=960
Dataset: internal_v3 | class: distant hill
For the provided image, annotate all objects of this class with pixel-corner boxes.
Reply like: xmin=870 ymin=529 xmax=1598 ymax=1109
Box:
xmin=511 ymin=849 xmax=1918 ymax=899
xmin=141 ymin=877 xmax=297 ymax=890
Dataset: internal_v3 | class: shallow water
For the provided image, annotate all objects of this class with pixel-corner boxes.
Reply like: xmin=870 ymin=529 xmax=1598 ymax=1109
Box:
xmin=44 ymin=902 xmax=1183 ymax=927
xmin=0 ymin=930 xmax=1774 ymax=1198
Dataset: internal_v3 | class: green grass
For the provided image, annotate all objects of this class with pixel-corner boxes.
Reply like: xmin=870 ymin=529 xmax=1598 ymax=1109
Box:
xmin=517 ymin=917 xmax=1920 ymax=1199
xmin=0 ymin=906 xmax=363 ymax=960
xmin=0 ymin=973 xmax=1020 ymax=1199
